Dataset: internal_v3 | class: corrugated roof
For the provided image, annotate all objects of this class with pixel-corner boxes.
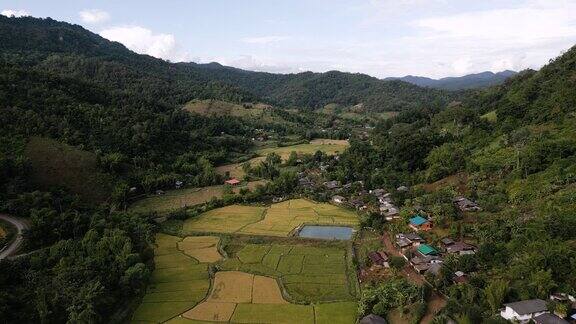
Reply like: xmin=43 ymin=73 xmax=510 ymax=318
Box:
xmin=410 ymin=215 xmax=428 ymax=226
xmin=417 ymin=244 xmax=438 ymax=255
xmin=505 ymin=299 xmax=547 ymax=315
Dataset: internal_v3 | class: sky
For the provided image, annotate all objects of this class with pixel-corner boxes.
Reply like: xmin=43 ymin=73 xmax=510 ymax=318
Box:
xmin=2 ymin=0 xmax=576 ymax=78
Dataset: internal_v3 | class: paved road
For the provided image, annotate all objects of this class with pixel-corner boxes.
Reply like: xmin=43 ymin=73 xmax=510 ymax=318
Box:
xmin=0 ymin=214 xmax=29 ymax=260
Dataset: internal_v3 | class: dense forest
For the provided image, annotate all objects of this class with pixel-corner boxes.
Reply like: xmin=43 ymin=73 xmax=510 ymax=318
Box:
xmin=1 ymin=14 xmax=576 ymax=324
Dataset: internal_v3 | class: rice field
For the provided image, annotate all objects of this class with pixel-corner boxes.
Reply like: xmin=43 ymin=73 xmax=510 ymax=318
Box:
xmin=183 ymin=199 xmax=359 ymax=237
xmin=130 ymin=180 xmax=267 ymax=213
xmin=132 ymin=234 xmax=213 ymax=323
xmin=220 ymin=242 xmax=358 ymax=303
xmin=177 ymin=236 xmax=223 ymax=263
xmin=181 ymin=269 xmax=356 ymax=324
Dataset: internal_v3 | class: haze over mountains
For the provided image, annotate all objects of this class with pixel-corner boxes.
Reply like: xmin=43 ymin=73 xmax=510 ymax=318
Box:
xmin=385 ymin=70 xmax=518 ymax=90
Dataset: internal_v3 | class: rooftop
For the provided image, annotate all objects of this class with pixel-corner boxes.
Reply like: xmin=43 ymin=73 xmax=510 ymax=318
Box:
xmin=533 ymin=313 xmax=570 ymax=324
xmin=504 ymin=299 xmax=548 ymax=315
xmin=417 ymin=244 xmax=439 ymax=255
xmin=410 ymin=215 xmax=429 ymax=226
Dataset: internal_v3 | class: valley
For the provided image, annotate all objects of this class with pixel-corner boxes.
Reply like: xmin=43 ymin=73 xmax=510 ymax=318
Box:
xmin=1 ymin=13 xmax=576 ymax=324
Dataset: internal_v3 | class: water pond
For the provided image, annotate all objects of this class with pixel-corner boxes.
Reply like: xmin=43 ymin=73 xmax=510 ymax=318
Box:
xmin=297 ymin=225 xmax=354 ymax=240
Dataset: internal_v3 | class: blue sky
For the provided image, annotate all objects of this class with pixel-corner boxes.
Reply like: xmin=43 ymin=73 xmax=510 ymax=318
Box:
xmin=3 ymin=0 xmax=576 ymax=78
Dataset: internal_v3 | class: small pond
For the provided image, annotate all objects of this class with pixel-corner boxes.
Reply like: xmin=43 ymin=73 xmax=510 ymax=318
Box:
xmin=297 ymin=225 xmax=354 ymax=240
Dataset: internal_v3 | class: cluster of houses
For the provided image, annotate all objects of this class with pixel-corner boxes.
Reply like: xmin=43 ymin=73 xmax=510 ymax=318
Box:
xmin=500 ymin=294 xmax=576 ymax=323
xmin=395 ymin=226 xmax=476 ymax=283
xmin=371 ymin=189 xmax=400 ymax=221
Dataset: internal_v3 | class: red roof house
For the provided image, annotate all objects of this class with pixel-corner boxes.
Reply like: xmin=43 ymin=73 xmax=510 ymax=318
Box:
xmin=225 ymin=178 xmax=241 ymax=186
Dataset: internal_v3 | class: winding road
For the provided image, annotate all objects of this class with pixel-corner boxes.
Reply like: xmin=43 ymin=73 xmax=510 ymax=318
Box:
xmin=0 ymin=214 xmax=29 ymax=260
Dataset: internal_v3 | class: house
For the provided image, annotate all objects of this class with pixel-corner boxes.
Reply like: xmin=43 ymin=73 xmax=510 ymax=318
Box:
xmin=426 ymin=263 xmax=443 ymax=276
xmin=175 ymin=180 xmax=184 ymax=189
xmin=501 ymin=299 xmax=549 ymax=323
xmin=368 ymin=251 xmax=389 ymax=267
xmin=225 ymin=178 xmax=241 ymax=186
xmin=533 ymin=313 xmax=570 ymax=324
xmin=453 ymin=196 xmax=482 ymax=212
xmin=446 ymin=242 xmax=476 ymax=255
xmin=410 ymin=254 xmax=442 ymax=273
xmin=441 ymin=238 xmax=455 ymax=246
xmin=324 ymin=180 xmax=341 ymax=190
xmin=453 ymin=271 xmax=469 ymax=284
xmin=397 ymin=185 xmax=409 ymax=192
xmin=371 ymin=188 xmax=387 ymax=197
xmin=417 ymin=244 xmax=439 ymax=256
xmin=360 ymin=314 xmax=388 ymax=324
xmin=332 ymin=195 xmax=345 ymax=204
xmin=349 ymin=199 xmax=366 ymax=210
xmin=409 ymin=215 xmax=433 ymax=232
xmin=395 ymin=233 xmax=424 ymax=250
xmin=299 ymin=177 xmax=315 ymax=189
xmin=384 ymin=208 xmax=400 ymax=221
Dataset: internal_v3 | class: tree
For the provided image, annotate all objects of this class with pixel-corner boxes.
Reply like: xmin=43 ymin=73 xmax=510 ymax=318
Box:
xmin=484 ymin=279 xmax=509 ymax=313
xmin=528 ymin=269 xmax=556 ymax=299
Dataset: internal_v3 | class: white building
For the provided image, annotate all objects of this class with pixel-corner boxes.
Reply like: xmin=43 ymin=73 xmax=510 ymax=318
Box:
xmin=500 ymin=299 xmax=548 ymax=323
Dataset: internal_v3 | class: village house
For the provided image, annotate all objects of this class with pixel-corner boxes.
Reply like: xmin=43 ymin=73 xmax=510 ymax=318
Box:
xmin=225 ymin=178 xmax=241 ymax=186
xmin=368 ymin=251 xmax=389 ymax=268
xmin=370 ymin=188 xmax=387 ymax=197
xmin=332 ymin=195 xmax=345 ymax=204
xmin=384 ymin=208 xmax=400 ymax=221
xmin=395 ymin=233 xmax=424 ymax=251
xmin=397 ymin=185 xmax=409 ymax=192
xmin=409 ymin=215 xmax=433 ymax=232
xmin=446 ymin=241 xmax=477 ymax=255
xmin=410 ymin=255 xmax=442 ymax=273
xmin=533 ymin=313 xmax=570 ymax=324
xmin=359 ymin=314 xmax=388 ymax=324
xmin=298 ymin=177 xmax=315 ymax=189
xmin=453 ymin=271 xmax=469 ymax=284
xmin=501 ymin=299 xmax=549 ymax=323
xmin=349 ymin=199 xmax=367 ymax=210
xmin=324 ymin=180 xmax=341 ymax=190
xmin=175 ymin=180 xmax=184 ymax=189
xmin=453 ymin=196 xmax=482 ymax=212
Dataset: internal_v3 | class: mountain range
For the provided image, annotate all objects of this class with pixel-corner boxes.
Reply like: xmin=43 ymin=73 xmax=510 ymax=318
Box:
xmin=385 ymin=70 xmax=517 ymax=90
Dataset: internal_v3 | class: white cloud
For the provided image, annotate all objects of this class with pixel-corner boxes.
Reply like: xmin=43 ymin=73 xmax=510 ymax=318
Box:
xmin=240 ymin=36 xmax=290 ymax=44
xmin=100 ymin=26 xmax=190 ymax=62
xmin=1 ymin=9 xmax=30 ymax=17
xmin=79 ymin=9 xmax=110 ymax=24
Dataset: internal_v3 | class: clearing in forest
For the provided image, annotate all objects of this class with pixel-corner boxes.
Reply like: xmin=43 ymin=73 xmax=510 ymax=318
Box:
xmin=183 ymin=199 xmax=359 ymax=237
xmin=24 ymin=137 xmax=113 ymax=204
xmin=215 ymin=139 xmax=349 ymax=178
xmin=129 ymin=180 xmax=267 ymax=213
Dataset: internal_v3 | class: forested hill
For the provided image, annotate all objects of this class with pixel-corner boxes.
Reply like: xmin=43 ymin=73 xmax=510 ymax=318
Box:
xmin=183 ymin=63 xmax=456 ymax=111
xmin=386 ymin=70 xmax=517 ymax=90
xmin=0 ymin=15 xmax=455 ymax=112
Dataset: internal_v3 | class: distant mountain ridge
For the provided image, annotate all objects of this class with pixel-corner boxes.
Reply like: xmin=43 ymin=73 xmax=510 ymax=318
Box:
xmin=386 ymin=70 xmax=517 ymax=90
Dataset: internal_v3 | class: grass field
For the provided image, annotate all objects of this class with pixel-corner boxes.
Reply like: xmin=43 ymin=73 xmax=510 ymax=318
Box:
xmin=130 ymin=180 xmax=267 ymax=213
xmin=183 ymin=99 xmax=271 ymax=118
xmin=24 ymin=137 xmax=113 ymax=204
xmin=257 ymin=139 xmax=349 ymax=160
xmin=216 ymin=139 xmax=349 ymax=178
xmin=132 ymin=234 xmax=212 ymax=323
xmin=220 ymin=241 xmax=358 ymax=303
xmin=183 ymin=199 xmax=359 ymax=237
